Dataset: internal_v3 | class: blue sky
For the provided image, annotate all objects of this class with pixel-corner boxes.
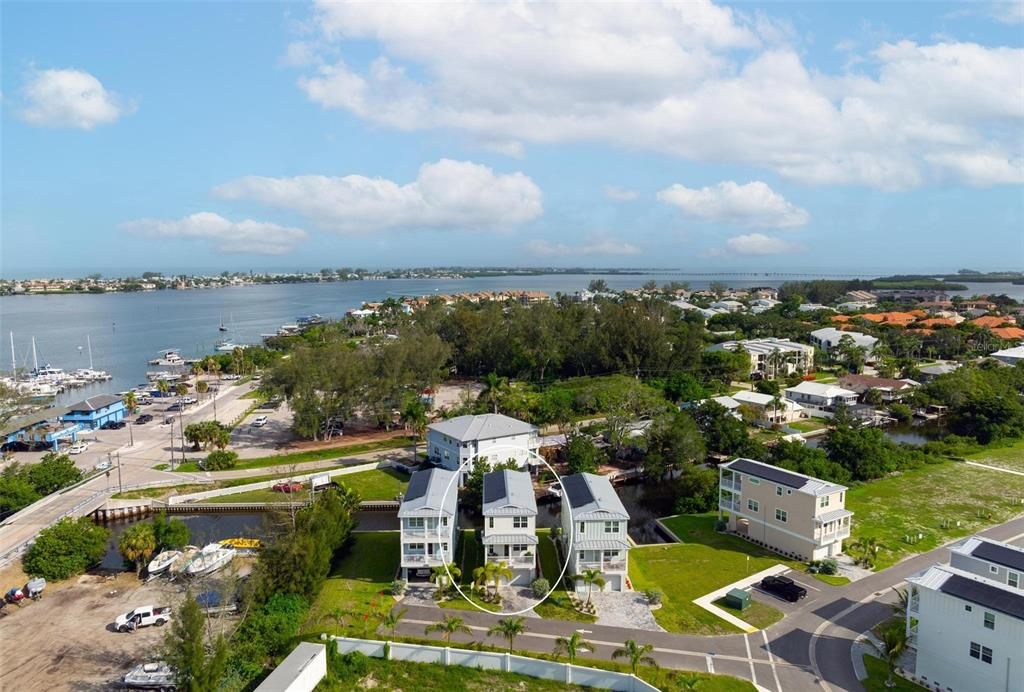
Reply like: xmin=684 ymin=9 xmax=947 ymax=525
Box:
xmin=2 ymin=1 xmax=1022 ymax=277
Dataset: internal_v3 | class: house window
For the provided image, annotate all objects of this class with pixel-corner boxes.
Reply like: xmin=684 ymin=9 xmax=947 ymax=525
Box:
xmin=579 ymin=523 xmax=585 ymax=534
xmin=776 ymin=486 xmax=784 ymax=497
xmin=513 ymin=544 xmax=527 ymax=552
xmin=965 ymin=605 xmax=973 ymax=612
xmin=603 ymin=550 xmax=618 ymax=560
xmin=775 ymin=508 xmax=788 ymax=523
xmin=748 ymin=477 xmax=760 ymax=485
xmin=1009 ymin=571 xmax=1020 ymax=588
xmin=747 ymin=499 xmax=760 ymax=512
xmin=604 ymin=521 xmax=619 ymax=533
xmin=488 ymin=517 xmax=494 ymax=529
xmin=407 ymin=517 xmax=424 ymax=529
xmin=969 ymin=642 xmax=993 ymax=664
xmin=579 ymin=552 xmax=586 ymax=561
xmin=819 ymin=495 xmax=830 ymax=508
xmin=441 ymin=517 xmax=448 ymax=527
xmin=513 ymin=516 xmax=528 ymax=529
xmin=990 ymin=564 xmax=999 ymax=574
xmin=984 ymin=612 xmax=995 ymax=630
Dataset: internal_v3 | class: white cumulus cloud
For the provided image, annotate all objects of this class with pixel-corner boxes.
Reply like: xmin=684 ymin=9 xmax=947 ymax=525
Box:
xmin=20 ymin=68 xmax=133 ymax=129
xmin=527 ymin=234 xmax=640 ymax=258
xmin=720 ymin=233 xmax=804 ymax=256
xmin=120 ymin=212 xmax=307 ymax=255
xmin=658 ymin=181 xmax=809 ymax=228
xmin=291 ymin=1 xmax=1024 ymax=189
xmin=212 ymin=159 xmax=543 ymax=233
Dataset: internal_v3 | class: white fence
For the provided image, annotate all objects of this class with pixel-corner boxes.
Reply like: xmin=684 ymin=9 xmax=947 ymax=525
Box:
xmin=167 ymin=460 xmax=395 ymax=504
xmin=333 ymin=636 xmax=660 ymax=692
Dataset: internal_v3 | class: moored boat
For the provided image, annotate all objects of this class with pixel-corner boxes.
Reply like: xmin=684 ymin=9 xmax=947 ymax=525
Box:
xmin=168 ymin=545 xmax=199 ymax=574
xmin=147 ymin=550 xmax=182 ymax=576
xmin=185 ymin=543 xmax=235 ymax=576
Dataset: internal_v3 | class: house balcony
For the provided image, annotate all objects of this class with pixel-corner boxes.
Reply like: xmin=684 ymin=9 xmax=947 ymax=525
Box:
xmin=487 ymin=554 xmax=536 ymax=568
xmin=814 ymin=527 xmax=851 ymax=545
xmin=578 ymin=560 xmax=627 ymax=573
xmin=720 ymin=478 xmax=742 ymax=492
xmin=401 ymin=525 xmax=447 ymax=537
xmin=719 ymin=498 xmax=739 ymax=512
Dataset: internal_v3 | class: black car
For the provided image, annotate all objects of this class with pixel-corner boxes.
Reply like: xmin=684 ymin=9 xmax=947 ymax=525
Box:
xmin=760 ymin=575 xmax=807 ymax=602
xmin=101 ymin=420 xmax=127 ymax=430
xmin=135 ymin=414 xmax=154 ymax=425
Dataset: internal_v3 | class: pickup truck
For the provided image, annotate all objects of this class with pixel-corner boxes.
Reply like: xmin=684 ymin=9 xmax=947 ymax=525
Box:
xmin=115 ymin=605 xmax=172 ymax=632
xmin=760 ymin=575 xmax=807 ymax=603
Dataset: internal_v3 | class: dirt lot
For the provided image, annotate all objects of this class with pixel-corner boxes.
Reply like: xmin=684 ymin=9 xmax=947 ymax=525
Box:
xmin=0 ymin=563 xmax=243 ymax=691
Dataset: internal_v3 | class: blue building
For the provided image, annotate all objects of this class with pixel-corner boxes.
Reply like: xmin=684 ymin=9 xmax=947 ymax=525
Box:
xmin=60 ymin=394 xmax=126 ymax=430
xmin=2 ymin=407 xmax=80 ymax=451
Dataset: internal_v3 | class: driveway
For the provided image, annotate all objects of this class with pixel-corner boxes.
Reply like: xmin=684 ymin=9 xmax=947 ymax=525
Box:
xmin=591 ymin=591 xmax=665 ymax=632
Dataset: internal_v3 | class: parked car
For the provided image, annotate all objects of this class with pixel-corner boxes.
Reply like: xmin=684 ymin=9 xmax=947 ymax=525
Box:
xmin=101 ymin=420 xmax=127 ymax=430
xmin=68 ymin=442 xmax=90 ymax=455
xmin=95 ymin=460 xmax=112 ymax=471
xmin=115 ymin=605 xmax=172 ymax=632
xmin=136 ymin=414 xmax=154 ymax=425
xmin=251 ymin=415 xmax=268 ymax=427
xmin=760 ymin=575 xmax=807 ymax=602
xmin=271 ymin=481 xmax=303 ymax=493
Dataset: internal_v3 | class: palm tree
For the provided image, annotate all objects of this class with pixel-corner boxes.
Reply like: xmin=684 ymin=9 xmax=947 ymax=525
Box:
xmin=868 ymin=622 xmax=908 ymax=688
xmin=175 ymin=382 xmax=189 ymax=397
xmin=573 ymin=568 xmax=606 ymax=605
xmin=471 ymin=566 xmax=488 ymax=596
xmin=425 ymin=615 xmax=472 ymax=646
xmin=480 ymin=372 xmax=508 ymax=414
xmin=156 ymin=379 xmax=170 ymax=398
xmin=191 ymin=362 xmax=204 ymax=380
xmin=123 ymin=391 xmax=138 ymax=415
xmin=317 ymin=606 xmax=349 ymax=632
xmin=891 ymin=586 xmax=910 ymax=619
xmin=676 ymin=672 xmax=703 ymax=691
xmin=612 ymin=639 xmax=657 ymax=677
xmin=118 ymin=523 xmax=157 ymax=577
xmin=553 ymin=631 xmax=594 ymax=664
xmin=429 ymin=562 xmax=461 ymax=593
xmin=380 ymin=607 xmax=408 ymax=639
xmin=488 ymin=616 xmax=526 ymax=653
xmin=400 ymin=397 xmax=428 ymax=460
xmin=488 ymin=561 xmax=513 ymax=596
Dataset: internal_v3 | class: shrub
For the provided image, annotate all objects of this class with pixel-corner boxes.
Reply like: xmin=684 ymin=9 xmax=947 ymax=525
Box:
xmin=815 ymin=558 xmax=839 ymax=575
xmin=531 ymin=577 xmax=550 ymax=599
xmin=330 ymin=651 xmax=370 ymax=681
xmin=714 ymin=519 xmax=728 ymax=532
xmin=390 ymin=579 xmax=407 ymax=596
xmin=22 ymin=516 xmax=109 ymax=581
xmin=203 ymin=450 xmax=239 ymax=470
xmin=888 ymin=403 xmax=913 ymax=422
xmin=643 ymin=588 xmax=663 ymax=605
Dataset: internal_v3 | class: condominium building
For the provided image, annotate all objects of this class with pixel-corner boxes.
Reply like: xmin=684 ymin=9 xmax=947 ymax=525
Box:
xmin=905 ymin=536 xmax=1024 ymax=692
xmin=427 ymin=414 xmax=540 ymax=481
xmin=719 ymin=458 xmax=852 ymax=561
xmin=397 ymin=468 xmax=459 ymax=580
xmin=482 ymin=469 xmax=538 ymax=585
xmin=560 ymin=473 xmax=631 ymax=592
xmin=809 ymin=327 xmax=878 ymax=356
xmin=706 ymin=338 xmax=815 ymax=379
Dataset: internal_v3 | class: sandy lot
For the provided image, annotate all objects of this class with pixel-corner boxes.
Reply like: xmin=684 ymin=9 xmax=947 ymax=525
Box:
xmin=0 ymin=563 xmax=244 ymax=691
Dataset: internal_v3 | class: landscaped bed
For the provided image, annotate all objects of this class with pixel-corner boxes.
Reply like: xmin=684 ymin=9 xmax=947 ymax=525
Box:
xmin=860 ymin=655 xmax=926 ymax=692
xmin=845 ymin=460 xmax=1024 ymax=569
xmin=629 ymin=513 xmax=801 ymax=635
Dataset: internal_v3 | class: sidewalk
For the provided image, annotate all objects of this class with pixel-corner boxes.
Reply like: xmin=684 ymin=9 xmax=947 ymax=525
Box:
xmin=691 ymin=564 xmax=790 ymax=634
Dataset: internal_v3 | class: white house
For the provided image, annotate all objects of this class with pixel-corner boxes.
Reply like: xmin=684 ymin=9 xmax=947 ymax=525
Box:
xmin=809 ymin=327 xmax=878 ymax=356
xmin=560 ymin=473 xmax=631 ymax=592
xmin=905 ymin=536 xmax=1024 ymax=692
xmin=798 ymin=303 xmax=834 ymax=313
xmin=784 ymin=381 xmax=858 ymax=417
xmin=397 ymin=468 xmax=459 ymax=580
xmin=707 ymin=338 xmax=815 ymax=379
xmin=427 ymin=414 xmax=540 ymax=481
xmin=710 ymin=300 xmax=745 ymax=313
xmin=991 ymin=346 xmax=1024 ymax=366
xmin=482 ymin=469 xmax=538 ymax=585
xmin=730 ymin=390 xmax=805 ymax=424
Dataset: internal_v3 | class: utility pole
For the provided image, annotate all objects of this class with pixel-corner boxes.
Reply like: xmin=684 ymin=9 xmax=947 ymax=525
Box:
xmin=127 ymin=420 xmax=134 ymax=447
xmin=169 ymin=423 xmax=175 ymax=472
xmin=116 ymin=452 xmax=123 ymax=494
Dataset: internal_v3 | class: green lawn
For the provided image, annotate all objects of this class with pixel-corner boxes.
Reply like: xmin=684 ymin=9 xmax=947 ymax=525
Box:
xmin=304 ymin=532 xmax=399 ymax=638
xmin=453 ymin=529 xmax=483 ymax=583
xmin=788 ymin=419 xmax=827 ymax=433
xmin=964 ymin=437 xmax=1024 ymax=473
xmin=629 ymin=514 xmax=802 ymax=635
xmin=535 ymin=528 xmax=596 ymax=623
xmin=712 ymin=598 xmax=783 ymax=630
xmin=846 ymin=461 xmax=1024 ymax=569
xmin=861 ymin=655 xmax=926 ymax=692
xmin=197 ymin=468 xmax=410 ymax=504
xmin=814 ymin=574 xmax=851 ymax=586
xmin=176 ymin=436 xmax=415 ymax=472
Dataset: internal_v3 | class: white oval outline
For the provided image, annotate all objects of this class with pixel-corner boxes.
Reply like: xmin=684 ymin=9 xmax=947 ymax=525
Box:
xmin=433 ymin=444 xmax=574 ymax=616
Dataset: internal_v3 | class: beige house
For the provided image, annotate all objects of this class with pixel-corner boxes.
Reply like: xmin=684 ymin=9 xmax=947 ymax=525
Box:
xmin=706 ymin=338 xmax=815 ymax=379
xmin=719 ymin=458 xmax=852 ymax=561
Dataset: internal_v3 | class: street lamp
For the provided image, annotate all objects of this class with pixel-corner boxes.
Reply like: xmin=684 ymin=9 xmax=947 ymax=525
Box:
xmin=127 ymin=420 xmax=134 ymax=447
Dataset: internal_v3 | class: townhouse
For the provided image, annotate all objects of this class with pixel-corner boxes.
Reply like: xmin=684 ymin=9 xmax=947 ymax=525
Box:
xmin=718 ymin=458 xmax=852 ymax=561
xmin=397 ymin=468 xmax=459 ymax=580
xmin=784 ymin=381 xmax=859 ymax=417
xmin=905 ymin=536 xmax=1024 ymax=692
xmin=482 ymin=469 xmax=538 ymax=585
xmin=560 ymin=473 xmax=631 ymax=592
xmin=427 ymin=414 xmax=540 ymax=481
xmin=706 ymin=338 xmax=815 ymax=379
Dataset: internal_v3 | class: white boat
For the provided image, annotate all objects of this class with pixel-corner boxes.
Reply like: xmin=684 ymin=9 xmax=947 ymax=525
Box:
xmin=148 ymin=349 xmax=185 ymax=366
xmin=168 ymin=545 xmax=199 ymax=574
xmin=185 ymin=543 xmax=235 ymax=576
xmin=214 ymin=340 xmax=236 ymax=352
xmin=146 ymin=550 xmax=182 ymax=575
xmin=123 ymin=662 xmax=176 ymax=690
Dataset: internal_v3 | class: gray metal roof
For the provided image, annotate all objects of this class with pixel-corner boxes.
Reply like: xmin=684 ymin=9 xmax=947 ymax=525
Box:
xmin=724 ymin=458 xmax=847 ymax=497
xmin=428 ymin=414 xmax=537 ymax=442
xmin=483 ymin=470 xmax=537 ymax=516
xmin=64 ymin=394 xmax=123 ymax=412
xmin=482 ymin=534 xmax=539 ymax=545
xmin=941 ymin=573 xmax=1024 ymax=620
xmin=575 ymin=538 xmax=631 ymax=551
xmin=254 ymin=642 xmax=325 ymax=692
xmin=397 ymin=468 xmax=458 ymax=517
xmin=561 ymin=473 xmax=629 ymax=519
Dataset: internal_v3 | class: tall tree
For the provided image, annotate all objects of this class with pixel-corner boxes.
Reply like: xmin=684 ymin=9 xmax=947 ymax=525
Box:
xmin=119 ymin=523 xmax=157 ymax=576
xmin=163 ymin=593 xmax=229 ymax=691
xmin=425 ymin=615 xmax=472 ymax=645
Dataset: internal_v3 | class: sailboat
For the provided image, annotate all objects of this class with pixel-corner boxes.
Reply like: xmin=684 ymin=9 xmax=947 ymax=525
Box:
xmin=218 ymin=313 xmax=228 ymax=332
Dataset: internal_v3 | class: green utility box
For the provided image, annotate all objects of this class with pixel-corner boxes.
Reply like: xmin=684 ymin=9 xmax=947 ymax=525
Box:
xmin=724 ymin=588 xmax=751 ymax=611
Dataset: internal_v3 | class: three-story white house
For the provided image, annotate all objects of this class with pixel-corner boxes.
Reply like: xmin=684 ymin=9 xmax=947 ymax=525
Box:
xmin=560 ymin=473 xmax=631 ymax=592
xmin=427 ymin=414 xmax=540 ymax=482
xmin=905 ymin=536 xmax=1024 ymax=692
xmin=482 ymin=469 xmax=538 ymax=585
xmin=397 ymin=468 xmax=458 ymax=581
